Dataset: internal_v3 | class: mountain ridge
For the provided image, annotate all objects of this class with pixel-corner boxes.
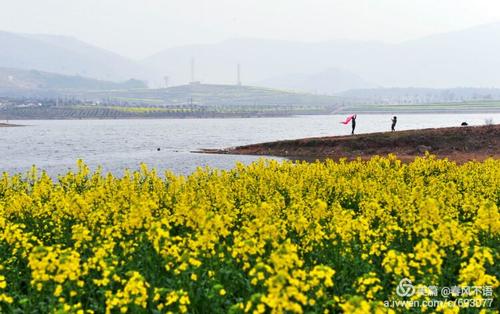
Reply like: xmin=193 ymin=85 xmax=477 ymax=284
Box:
xmin=0 ymin=67 xmax=147 ymax=95
xmin=2 ymin=21 xmax=500 ymax=91
xmin=0 ymin=31 xmax=150 ymax=82
xmin=142 ymin=21 xmax=500 ymax=89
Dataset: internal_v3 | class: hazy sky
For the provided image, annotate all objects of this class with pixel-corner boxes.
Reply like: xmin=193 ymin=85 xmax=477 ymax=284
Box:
xmin=1 ymin=0 xmax=500 ymax=59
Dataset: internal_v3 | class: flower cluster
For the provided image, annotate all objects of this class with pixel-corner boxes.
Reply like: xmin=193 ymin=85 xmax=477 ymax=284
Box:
xmin=0 ymin=156 xmax=498 ymax=313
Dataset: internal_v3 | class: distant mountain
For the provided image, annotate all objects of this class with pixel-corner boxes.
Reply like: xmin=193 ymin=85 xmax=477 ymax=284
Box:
xmin=3 ymin=22 xmax=500 ymax=93
xmin=381 ymin=22 xmax=500 ymax=87
xmin=142 ymin=38 xmax=385 ymax=87
xmin=143 ymin=22 xmax=500 ymax=89
xmin=258 ymin=67 xmax=374 ymax=94
xmin=0 ymin=67 xmax=147 ymax=95
xmin=0 ymin=31 xmax=150 ymax=82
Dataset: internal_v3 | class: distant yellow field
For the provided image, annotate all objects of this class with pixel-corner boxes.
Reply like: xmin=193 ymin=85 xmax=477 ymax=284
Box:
xmin=0 ymin=157 xmax=498 ymax=313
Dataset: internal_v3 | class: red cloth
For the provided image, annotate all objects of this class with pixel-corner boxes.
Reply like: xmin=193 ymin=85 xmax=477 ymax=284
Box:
xmin=341 ymin=114 xmax=356 ymax=124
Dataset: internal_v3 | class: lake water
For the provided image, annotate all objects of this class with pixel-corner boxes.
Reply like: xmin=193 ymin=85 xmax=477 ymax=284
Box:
xmin=1 ymin=113 xmax=498 ymax=176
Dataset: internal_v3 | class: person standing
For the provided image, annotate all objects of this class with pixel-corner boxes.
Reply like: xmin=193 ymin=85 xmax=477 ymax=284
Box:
xmin=341 ymin=114 xmax=357 ymax=134
xmin=391 ymin=116 xmax=397 ymax=132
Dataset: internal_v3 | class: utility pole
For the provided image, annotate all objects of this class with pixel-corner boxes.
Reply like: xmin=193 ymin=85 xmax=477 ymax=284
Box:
xmin=190 ymin=57 xmax=195 ymax=83
xmin=237 ymin=63 xmax=242 ymax=86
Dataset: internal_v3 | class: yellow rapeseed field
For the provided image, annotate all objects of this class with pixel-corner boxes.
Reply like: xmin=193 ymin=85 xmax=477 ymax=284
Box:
xmin=0 ymin=156 xmax=498 ymax=313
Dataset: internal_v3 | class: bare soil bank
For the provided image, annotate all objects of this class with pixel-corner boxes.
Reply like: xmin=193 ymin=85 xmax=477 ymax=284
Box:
xmin=0 ymin=123 xmax=23 ymax=127
xmin=201 ymin=124 xmax=499 ymax=163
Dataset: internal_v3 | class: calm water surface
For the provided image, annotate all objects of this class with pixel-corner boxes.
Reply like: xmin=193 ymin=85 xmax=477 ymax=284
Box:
xmin=1 ymin=113 xmax=498 ymax=176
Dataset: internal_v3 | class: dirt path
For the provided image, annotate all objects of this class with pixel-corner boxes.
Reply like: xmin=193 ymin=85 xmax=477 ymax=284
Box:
xmin=199 ymin=124 xmax=500 ymax=163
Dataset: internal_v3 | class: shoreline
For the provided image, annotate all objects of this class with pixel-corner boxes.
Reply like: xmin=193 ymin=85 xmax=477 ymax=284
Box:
xmin=1 ymin=110 xmax=500 ymax=120
xmin=0 ymin=122 xmax=23 ymax=127
xmin=198 ymin=124 xmax=500 ymax=163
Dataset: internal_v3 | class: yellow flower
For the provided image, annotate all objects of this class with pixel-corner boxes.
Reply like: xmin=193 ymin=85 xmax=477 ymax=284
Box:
xmin=0 ymin=158 xmax=497 ymax=313
xmin=53 ymin=285 xmax=63 ymax=297
xmin=190 ymin=273 xmax=198 ymax=281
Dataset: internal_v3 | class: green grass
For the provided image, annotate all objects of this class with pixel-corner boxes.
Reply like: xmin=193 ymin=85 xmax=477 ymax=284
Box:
xmin=111 ymin=97 xmax=165 ymax=104
xmin=347 ymin=101 xmax=500 ymax=112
